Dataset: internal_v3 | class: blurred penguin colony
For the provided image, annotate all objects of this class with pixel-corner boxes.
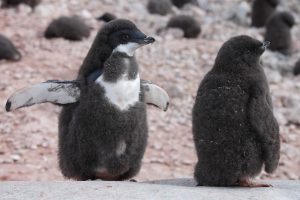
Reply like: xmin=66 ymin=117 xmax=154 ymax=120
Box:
xmin=1 ymin=0 xmax=300 ymax=182
xmin=0 ymin=0 xmax=299 ymax=69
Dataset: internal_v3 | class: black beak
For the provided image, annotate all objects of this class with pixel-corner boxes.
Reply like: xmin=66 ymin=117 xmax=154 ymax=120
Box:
xmin=261 ymin=41 xmax=270 ymax=50
xmin=143 ymin=37 xmax=155 ymax=44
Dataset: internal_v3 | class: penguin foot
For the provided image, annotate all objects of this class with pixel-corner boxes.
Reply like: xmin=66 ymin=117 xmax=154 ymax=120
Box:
xmin=237 ymin=179 xmax=272 ymax=187
xmin=129 ymin=179 xmax=137 ymax=182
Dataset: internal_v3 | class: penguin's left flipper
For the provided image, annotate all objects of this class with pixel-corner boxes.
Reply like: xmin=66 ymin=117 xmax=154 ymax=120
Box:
xmin=5 ymin=80 xmax=80 ymax=112
xmin=248 ymin=84 xmax=280 ymax=174
xmin=141 ymin=80 xmax=169 ymax=111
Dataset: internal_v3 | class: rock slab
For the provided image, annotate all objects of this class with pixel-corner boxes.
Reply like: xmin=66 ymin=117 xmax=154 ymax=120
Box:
xmin=1 ymin=179 xmax=300 ymax=200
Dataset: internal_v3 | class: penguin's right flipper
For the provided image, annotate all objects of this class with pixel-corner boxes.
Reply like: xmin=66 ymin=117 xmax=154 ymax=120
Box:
xmin=6 ymin=80 xmax=80 ymax=112
xmin=141 ymin=80 xmax=170 ymax=111
xmin=248 ymin=85 xmax=280 ymax=174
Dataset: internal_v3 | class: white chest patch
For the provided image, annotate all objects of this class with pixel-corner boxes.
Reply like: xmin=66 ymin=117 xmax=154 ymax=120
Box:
xmin=96 ymin=74 xmax=140 ymax=111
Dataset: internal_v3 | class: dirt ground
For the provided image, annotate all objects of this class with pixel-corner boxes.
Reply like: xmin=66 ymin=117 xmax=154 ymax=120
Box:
xmin=0 ymin=0 xmax=300 ymax=181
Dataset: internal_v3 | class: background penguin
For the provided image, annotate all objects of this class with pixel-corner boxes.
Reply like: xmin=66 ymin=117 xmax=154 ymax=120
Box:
xmin=293 ymin=60 xmax=300 ymax=76
xmin=1 ymin=0 xmax=41 ymax=9
xmin=171 ymin=0 xmax=199 ymax=8
xmin=147 ymin=0 xmax=172 ymax=16
xmin=167 ymin=15 xmax=201 ymax=38
xmin=0 ymin=34 xmax=21 ymax=61
xmin=96 ymin=12 xmax=117 ymax=23
xmin=44 ymin=16 xmax=90 ymax=41
xmin=251 ymin=0 xmax=279 ymax=27
xmin=59 ymin=19 xmax=155 ymax=181
xmin=192 ymin=35 xmax=280 ymax=187
xmin=265 ymin=11 xmax=295 ymax=55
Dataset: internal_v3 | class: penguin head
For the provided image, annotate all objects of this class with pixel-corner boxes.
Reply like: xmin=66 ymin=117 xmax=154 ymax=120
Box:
xmin=78 ymin=19 xmax=154 ymax=78
xmin=215 ymin=35 xmax=267 ymax=68
xmin=279 ymin=12 xmax=295 ymax=27
xmin=106 ymin=20 xmax=155 ymax=56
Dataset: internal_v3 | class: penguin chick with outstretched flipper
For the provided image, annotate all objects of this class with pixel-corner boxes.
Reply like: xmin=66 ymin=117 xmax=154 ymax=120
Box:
xmin=45 ymin=16 xmax=90 ymax=41
xmin=58 ymin=26 xmax=155 ymax=181
xmin=6 ymin=19 xmax=169 ymax=181
xmin=251 ymin=0 xmax=279 ymax=27
xmin=0 ymin=34 xmax=21 ymax=61
xmin=192 ymin=35 xmax=280 ymax=187
xmin=265 ymin=12 xmax=295 ymax=55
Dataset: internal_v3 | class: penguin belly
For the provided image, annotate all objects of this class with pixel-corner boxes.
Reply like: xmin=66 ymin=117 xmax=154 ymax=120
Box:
xmin=58 ymin=82 xmax=148 ymax=181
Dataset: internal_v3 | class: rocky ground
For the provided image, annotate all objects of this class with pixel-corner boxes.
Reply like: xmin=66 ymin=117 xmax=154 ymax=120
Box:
xmin=0 ymin=0 xmax=299 ymax=181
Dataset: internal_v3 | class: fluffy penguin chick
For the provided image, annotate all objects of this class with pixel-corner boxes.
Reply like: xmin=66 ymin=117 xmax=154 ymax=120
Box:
xmin=45 ymin=16 xmax=90 ymax=41
xmin=265 ymin=12 xmax=295 ymax=55
xmin=171 ymin=0 xmax=198 ymax=8
xmin=293 ymin=60 xmax=300 ymax=76
xmin=167 ymin=15 xmax=201 ymax=38
xmin=251 ymin=0 xmax=279 ymax=27
xmin=192 ymin=35 xmax=280 ymax=187
xmin=96 ymin=12 xmax=117 ymax=23
xmin=58 ymin=20 xmax=155 ymax=181
xmin=1 ymin=0 xmax=41 ymax=9
xmin=0 ymin=34 xmax=21 ymax=61
xmin=147 ymin=0 xmax=172 ymax=16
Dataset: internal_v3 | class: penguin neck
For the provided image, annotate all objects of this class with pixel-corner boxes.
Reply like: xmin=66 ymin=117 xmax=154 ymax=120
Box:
xmin=95 ymin=52 xmax=140 ymax=111
xmin=101 ymin=52 xmax=139 ymax=82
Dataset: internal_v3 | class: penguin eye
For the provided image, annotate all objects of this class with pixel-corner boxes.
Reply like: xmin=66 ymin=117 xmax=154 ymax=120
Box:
xmin=122 ymin=34 xmax=130 ymax=41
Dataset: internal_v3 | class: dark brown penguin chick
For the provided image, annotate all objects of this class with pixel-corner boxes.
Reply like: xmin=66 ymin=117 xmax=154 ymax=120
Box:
xmin=147 ymin=0 xmax=172 ymax=16
xmin=265 ymin=12 xmax=295 ymax=55
xmin=96 ymin=12 xmax=117 ymax=23
xmin=0 ymin=34 xmax=21 ymax=61
xmin=59 ymin=19 xmax=155 ymax=181
xmin=293 ymin=60 xmax=300 ymax=76
xmin=167 ymin=15 xmax=201 ymax=38
xmin=193 ymin=35 xmax=280 ymax=187
xmin=251 ymin=0 xmax=279 ymax=27
xmin=171 ymin=0 xmax=199 ymax=8
xmin=44 ymin=16 xmax=90 ymax=41
xmin=1 ymin=0 xmax=41 ymax=9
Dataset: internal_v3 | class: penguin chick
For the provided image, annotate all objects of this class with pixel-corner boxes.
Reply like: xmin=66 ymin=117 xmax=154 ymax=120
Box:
xmin=293 ymin=60 xmax=300 ymax=76
xmin=58 ymin=19 xmax=155 ymax=181
xmin=171 ymin=0 xmax=199 ymax=8
xmin=44 ymin=16 xmax=90 ymax=41
xmin=251 ymin=0 xmax=279 ymax=27
xmin=96 ymin=12 xmax=117 ymax=23
xmin=0 ymin=34 xmax=21 ymax=61
xmin=147 ymin=0 xmax=172 ymax=16
xmin=1 ymin=0 xmax=41 ymax=9
xmin=265 ymin=12 xmax=295 ymax=55
xmin=167 ymin=15 xmax=201 ymax=38
xmin=193 ymin=35 xmax=280 ymax=187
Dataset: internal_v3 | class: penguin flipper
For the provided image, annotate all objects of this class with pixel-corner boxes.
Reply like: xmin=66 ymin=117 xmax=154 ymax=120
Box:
xmin=141 ymin=80 xmax=169 ymax=111
xmin=5 ymin=80 xmax=80 ymax=112
xmin=248 ymin=86 xmax=280 ymax=174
